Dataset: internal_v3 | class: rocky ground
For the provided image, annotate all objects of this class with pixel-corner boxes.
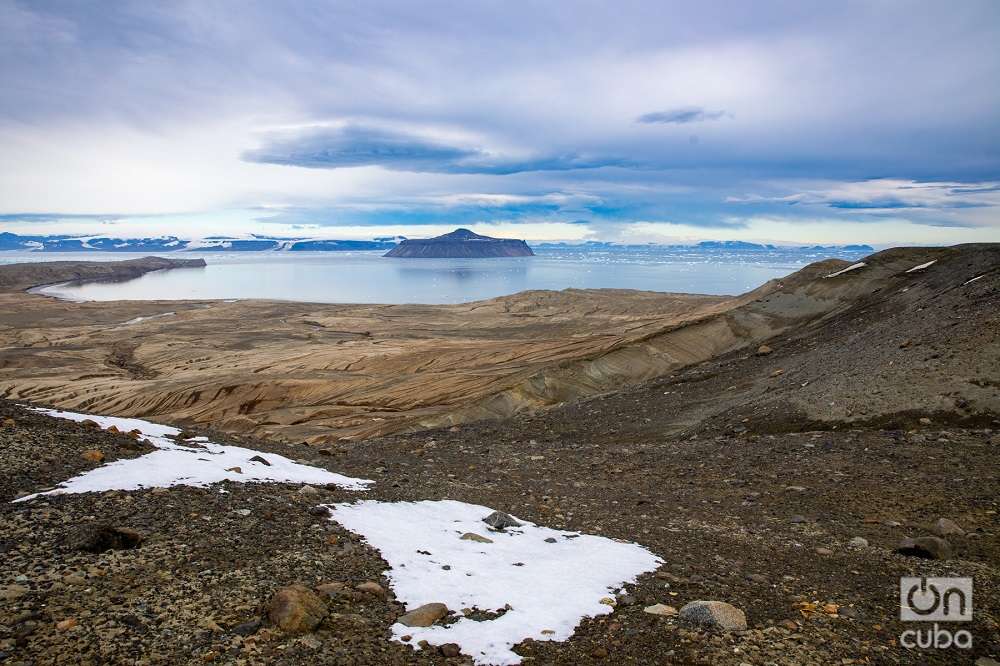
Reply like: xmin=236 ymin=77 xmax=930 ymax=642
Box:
xmin=1 ymin=245 xmax=999 ymax=664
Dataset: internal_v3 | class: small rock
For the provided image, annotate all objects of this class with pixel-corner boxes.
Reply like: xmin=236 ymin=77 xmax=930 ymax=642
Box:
xmin=678 ymin=600 xmax=748 ymax=631
xmin=482 ymin=511 xmax=521 ymax=530
xmin=81 ymin=449 xmax=105 ymax=463
xmin=80 ymin=419 xmax=99 ymax=428
xmin=643 ymin=604 xmax=678 ymax=617
xmin=815 ymin=547 xmax=833 ymax=556
xmin=308 ymin=505 xmax=331 ymax=517
xmin=267 ymin=584 xmax=328 ymax=635
xmin=930 ymin=518 xmax=965 ymax=537
xmin=0 ymin=585 xmax=28 ymax=601
xmin=439 ymin=643 xmax=461 ymax=657
xmin=918 ymin=417 xmax=932 ymax=425
xmin=460 ymin=532 xmax=493 ymax=544
xmin=544 ymin=537 xmax=557 ymax=543
xmin=56 ymin=618 xmax=78 ymax=631
xmin=249 ymin=455 xmax=271 ymax=466
xmin=770 ymin=368 xmax=785 ymax=377
xmin=235 ymin=508 xmax=252 ymax=517
xmin=779 ymin=619 xmax=798 ymax=631
xmin=315 ymin=582 xmax=346 ymax=598
xmin=896 ymin=536 xmax=952 ymax=560
xmin=848 ymin=537 xmax=869 ymax=548
xmin=398 ymin=603 xmax=449 ymax=628
xmin=790 ymin=515 xmax=808 ymax=524
xmin=355 ymin=581 xmax=385 ymax=597
xmin=591 ymin=646 xmax=609 ymax=659
xmin=1 ymin=417 xmax=15 ymax=428
xmin=231 ymin=619 xmax=262 ymax=636
xmin=226 ymin=466 xmax=242 ymax=474
xmin=298 ymin=485 xmax=320 ymax=496
xmin=756 ymin=345 xmax=773 ymax=356
xmin=784 ymin=485 xmax=807 ymax=492
xmin=747 ymin=573 xmax=768 ymax=584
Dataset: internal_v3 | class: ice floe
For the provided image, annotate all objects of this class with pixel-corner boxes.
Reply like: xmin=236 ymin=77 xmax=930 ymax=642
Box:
xmin=824 ymin=262 xmax=866 ymax=278
xmin=905 ymin=260 xmax=937 ymax=273
xmin=14 ymin=408 xmax=372 ymax=501
xmin=328 ymin=499 xmax=662 ymax=665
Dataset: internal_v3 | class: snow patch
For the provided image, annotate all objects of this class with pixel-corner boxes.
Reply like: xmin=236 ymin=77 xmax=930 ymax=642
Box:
xmin=121 ymin=312 xmax=175 ymax=326
xmin=963 ymin=274 xmax=985 ymax=285
xmin=14 ymin=408 xmax=372 ymax=501
xmin=905 ymin=260 xmax=936 ymax=273
xmin=824 ymin=262 xmax=866 ymax=278
xmin=328 ymin=500 xmax=662 ymax=665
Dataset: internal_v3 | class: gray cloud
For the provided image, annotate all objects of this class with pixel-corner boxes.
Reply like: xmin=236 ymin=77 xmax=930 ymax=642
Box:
xmin=243 ymin=124 xmax=627 ymax=175
xmin=637 ymin=107 xmax=728 ymax=124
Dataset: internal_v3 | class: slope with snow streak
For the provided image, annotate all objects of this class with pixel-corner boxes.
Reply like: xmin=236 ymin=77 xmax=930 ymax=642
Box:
xmin=14 ymin=408 xmax=372 ymax=501
xmin=328 ymin=499 xmax=662 ymax=665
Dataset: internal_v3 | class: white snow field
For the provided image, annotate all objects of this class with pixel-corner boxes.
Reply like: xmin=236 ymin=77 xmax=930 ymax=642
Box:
xmin=14 ymin=408 xmax=372 ymax=501
xmin=328 ymin=499 xmax=663 ymax=665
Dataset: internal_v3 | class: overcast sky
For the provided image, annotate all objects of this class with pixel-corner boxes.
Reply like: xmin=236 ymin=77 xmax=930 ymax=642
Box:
xmin=1 ymin=0 xmax=999 ymax=245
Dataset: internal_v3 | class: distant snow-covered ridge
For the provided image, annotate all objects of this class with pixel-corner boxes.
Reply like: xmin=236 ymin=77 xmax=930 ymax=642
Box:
xmin=0 ymin=231 xmax=873 ymax=256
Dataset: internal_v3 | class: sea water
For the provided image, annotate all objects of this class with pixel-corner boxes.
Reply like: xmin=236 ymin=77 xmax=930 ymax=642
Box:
xmin=1 ymin=247 xmax=863 ymax=304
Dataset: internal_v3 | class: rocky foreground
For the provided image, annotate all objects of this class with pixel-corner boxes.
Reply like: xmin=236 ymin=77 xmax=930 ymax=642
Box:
xmin=1 ymin=244 xmax=999 ymax=664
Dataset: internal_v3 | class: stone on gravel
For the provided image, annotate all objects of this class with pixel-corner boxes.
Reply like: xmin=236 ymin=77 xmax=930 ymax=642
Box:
xmin=848 ymin=537 xmax=869 ymax=548
xmin=298 ymin=485 xmax=320 ymax=496
xmin=67 ymin=524 xmax=142 ymax=553
xmin=315 ymin=582 xmax=346 ymax=598
xmin=896 ymin=536 xmax=952 ymax=560
xmin=643 ymin=604 xmax=678 ymax=617
xmin=678 ymin=600 xmax=748 ymax=631
xmin=460 ymin=532 xmax=493 ymax=543
xmin=55 ymin=618 xmax=78 ymax=631
xmin=267 ymin=584 xmax=328 ymax=635
xmin=482 ymin=510 xmax=521 ymax=530
xmin=439 ymin=643 xmax=461 ymax=657
xmin=355 ymin=581 xmax=385 ymax=597
xmin=815 ymin=547 xmax=833 ymax=556
xmin=397 ymin=602 xmax=449 ymax=627
xmin=231 ymin=619 xmax=262 ymax=636
xmin=80 ymin=449 xmax=105 ymax=463
xmin=248 ymin=455 xmax=271 ymax=466
xmin=756 ymin=344 xmax=773 ymax=356
xmin=790 ymin=515 xmax=808 ymax=524
xmin=930 ymin=517 xmax=965 ymax=537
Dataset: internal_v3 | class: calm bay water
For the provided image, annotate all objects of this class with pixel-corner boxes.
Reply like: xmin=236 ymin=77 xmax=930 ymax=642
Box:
xmin=3 ymin=249 xmax=819 ymax=304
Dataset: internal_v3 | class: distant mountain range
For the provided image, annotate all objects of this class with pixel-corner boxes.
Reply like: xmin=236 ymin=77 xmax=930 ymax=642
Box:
xmin=0 ymin=231 xmax=873 ymax=256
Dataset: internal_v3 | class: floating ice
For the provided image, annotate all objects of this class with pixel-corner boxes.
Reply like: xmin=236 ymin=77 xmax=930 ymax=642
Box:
xmin=328 ymin=499 xmax=662 ymax=665
xmin=14 ymin=408 xmax=372 ymax=501
xmin=905 ymin=260 xmax=936 ymax=273
xmin=824 ymin=262 xmax=866 ymax=278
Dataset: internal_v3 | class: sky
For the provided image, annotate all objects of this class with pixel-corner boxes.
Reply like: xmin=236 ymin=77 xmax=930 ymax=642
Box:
xmin=1 ymin=0 xmax=999 ymax=247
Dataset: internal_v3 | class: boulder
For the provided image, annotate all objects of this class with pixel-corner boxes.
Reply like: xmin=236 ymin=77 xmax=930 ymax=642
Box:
xmin=930 ymin=518 xmax=965 ymax=537
xmin=896 ymin=536 xmax=952 ymax=560
xmin=678 ymin=600 xmax=748 ymax=631
xmin=355 ymin=581 xmax=386 ymax=597
xmin=67 ymin=524 xmax=142 ymax=553
xmin=397 ymin=602 xmax=449 ymax=627
xmin=755 ymin=345 xmax=773 ymax=356
xmin=268 ymin=584 xmax=328 ymax=635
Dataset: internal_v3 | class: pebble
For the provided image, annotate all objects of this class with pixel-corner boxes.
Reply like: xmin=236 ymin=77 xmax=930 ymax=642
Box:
xmin=848 ymin=536 xmax=868 ymax=548
xmin=55 ymin=618 xmax=77 ymax=632
xmin=80 ymin=449 xmax=105 ymax=463
xmin=643 ymin=604 xmax=678 ymax=617
xmin=355 ymin=581 xmax=385 ymax=597
xmin=482 ymin=511 xmax=521 ymax=530
xmin=439 ymin=643 xmax=461 ymax=657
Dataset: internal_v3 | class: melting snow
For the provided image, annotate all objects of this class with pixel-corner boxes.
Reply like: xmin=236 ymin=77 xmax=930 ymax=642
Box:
xmin=14 ymin=408 xmax=372 ymax=501
xmin=963 ymin=274 xmax=985 ymax=285
xmin=122 ymin=312 xmax=175 ymax=326
xmin=328 ymin=500 xmax=662 ymax=665
xmin=905 ymin=260 xmax=937 ymax=273
xmin=824 ymin=262 xmax=866 ymax=278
